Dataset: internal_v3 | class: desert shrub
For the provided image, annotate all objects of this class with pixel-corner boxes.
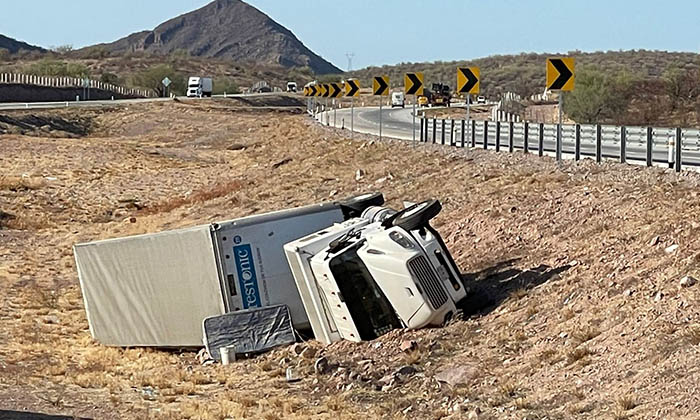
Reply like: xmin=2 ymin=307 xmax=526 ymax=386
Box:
xmin=212 ymin=77 xmax=239 ymax=95
xmin=23 ymin=59 xmax=89 ymax=78
xmin=130 ymin=64 xmax=185 ymax=96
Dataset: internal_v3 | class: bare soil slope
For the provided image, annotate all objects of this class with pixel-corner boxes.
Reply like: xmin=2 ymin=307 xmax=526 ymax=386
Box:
xmin=2 ymin=101 xmax=700 ymax=419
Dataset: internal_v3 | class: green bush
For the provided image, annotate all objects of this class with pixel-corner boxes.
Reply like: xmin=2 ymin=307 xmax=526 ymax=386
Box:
xmin=24 ymin=59 xmax=89 ymax=78
xmin=130 ymin=64 xmax=185 ymax=96
xmin=563 ymin=67 xmax=635 ymax=124
xmin=212 ymin=77 xmax=239 ymax=95
xmin=100 ymin=72 xmax=121 ymax=85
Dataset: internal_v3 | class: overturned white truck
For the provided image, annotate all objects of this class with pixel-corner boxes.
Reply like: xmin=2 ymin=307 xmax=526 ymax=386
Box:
xmin=74 ymin=193 xmax=466 ymax=348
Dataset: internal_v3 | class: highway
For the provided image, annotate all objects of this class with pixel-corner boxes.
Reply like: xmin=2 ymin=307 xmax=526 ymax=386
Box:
xmin=318 ymin=105 xmax=700 ymax=169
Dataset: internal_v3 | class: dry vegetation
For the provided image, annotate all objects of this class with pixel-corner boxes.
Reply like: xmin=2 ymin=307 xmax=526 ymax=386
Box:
xmin=3 ymin=99 xmax=700 ymax=418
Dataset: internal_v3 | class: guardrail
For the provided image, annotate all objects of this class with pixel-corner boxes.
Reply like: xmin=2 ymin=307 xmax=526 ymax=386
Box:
xmin=420 ymin=117 xmax=700 ymax=172
xmin=0 ymin=73 xmax=154 ymax=98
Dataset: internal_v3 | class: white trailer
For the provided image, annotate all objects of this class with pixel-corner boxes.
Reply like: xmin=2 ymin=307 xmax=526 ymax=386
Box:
xmin=74 ymin=193 xmax=384 ymax=347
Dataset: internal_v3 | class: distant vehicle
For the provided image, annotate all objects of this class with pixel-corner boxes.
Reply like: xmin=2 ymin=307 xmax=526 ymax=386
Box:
xmin=252 ymin=81 xmax=272 ymax=93
xmin=186 ymin=77 xmax=213 ymax=98
xmin=430 ymin=83 xmax=452 ymax=107
xmin=286 ymin=82 xmax=297 ymax=92
xmin=477 ymin=95 xmax=486 ymax=104
xmin=391 ymin=92 xmax=405 ymax=108
xmin=418 ymin=95 xmax=430 ymax=107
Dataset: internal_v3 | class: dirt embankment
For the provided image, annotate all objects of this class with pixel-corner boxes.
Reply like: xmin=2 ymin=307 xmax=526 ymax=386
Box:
xmin=2 ymin=101 xmax=700 ymax=419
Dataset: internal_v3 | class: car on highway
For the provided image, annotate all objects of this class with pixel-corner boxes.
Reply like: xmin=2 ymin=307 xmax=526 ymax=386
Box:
xmin=477 ymin=96 xmax=486 ymax=104
xmin=391 ymin=92 xmax=405 ymax=108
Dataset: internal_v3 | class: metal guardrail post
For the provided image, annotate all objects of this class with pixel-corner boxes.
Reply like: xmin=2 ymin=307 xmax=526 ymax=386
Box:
xmin=450 ymin=119 xmax=455 ymax=146
xmin=495 ymin=121 xmax=501 ymax=152
xmin=676 ymin=127 xmax=682 ymax=172
xmin=524 ymin=122 xmax=529 ymax=154
xmin=620 ymin=126 xmax=626 ymax=163
xmin=420 ymin=117 xmax=425 ymax=142
xmin=483 ymin=121 xmax=488 ymax=150
xmin=556 ymin=122 xmax=562 ymax=161
xmin=508 ymin=121 xmax=514 ymax=153
xmin=575 ymin=124 xmax=581 ymax=161
xmin=441 ymin=119 xmax=446 ymax=145
xmin=432 ymin=118 xmax=437 ymax=144
xmin=471 ymin=120 xmax=476 ymax=147
xmin=596 ymin=124 xmax=602 ymax=163
xmin=538 ymin=123 xmax=544 ymax=157
xmin=461 ymin=120 xmax=465 ymax=148
xmin=646 ymin=126 xmax=653 ymax=167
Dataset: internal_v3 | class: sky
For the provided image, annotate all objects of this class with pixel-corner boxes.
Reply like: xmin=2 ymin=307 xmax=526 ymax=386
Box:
xmin=2 ymin=0 xmax=700 ymax=70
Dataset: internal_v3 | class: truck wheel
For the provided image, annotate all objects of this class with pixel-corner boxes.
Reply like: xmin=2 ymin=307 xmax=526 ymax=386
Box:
xmin=392 ymin=199 xmax=442 ymax=231
xmin=339 ymin=192 xmax=385 ymax=218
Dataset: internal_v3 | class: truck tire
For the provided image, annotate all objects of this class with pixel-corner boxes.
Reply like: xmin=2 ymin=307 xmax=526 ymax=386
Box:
xmin=392 ymin=199 xmax=442 ymax=231
xmin=339 ymin=192 xmax=385 ymax=218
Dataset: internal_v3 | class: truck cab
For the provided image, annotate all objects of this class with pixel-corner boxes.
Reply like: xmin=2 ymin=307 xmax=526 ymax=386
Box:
xmin=286 ymin=82 xmax=297 ymax=93
xmin=391 ymin=92 xmax=405 ymax=108
xmin=187 ymin=77 xmax=202 ymax=98
xmin=285 ymin=200 xmax=466 ymax=344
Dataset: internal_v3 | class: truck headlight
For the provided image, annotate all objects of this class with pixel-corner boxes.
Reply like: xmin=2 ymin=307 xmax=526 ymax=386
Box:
xmin=389 ymin=231 xmax=414 ymax=249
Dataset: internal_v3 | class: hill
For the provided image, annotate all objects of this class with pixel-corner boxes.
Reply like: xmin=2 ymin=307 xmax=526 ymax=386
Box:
xmin=85 ymin=0 xmax=340 ymax=74
xmin=350 ymin=50 xmax=700 ymax=99
xmin=0 ymin=34 xmax=44 ymax=54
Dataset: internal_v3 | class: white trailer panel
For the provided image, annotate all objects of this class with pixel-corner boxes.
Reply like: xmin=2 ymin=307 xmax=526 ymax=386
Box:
xmin=74 ymin=225 xmax=224 ymax=347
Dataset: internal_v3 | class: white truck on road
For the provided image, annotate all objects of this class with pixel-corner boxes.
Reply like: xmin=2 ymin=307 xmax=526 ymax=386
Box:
xmin=187 ymin=76 xmax=213 ymax=98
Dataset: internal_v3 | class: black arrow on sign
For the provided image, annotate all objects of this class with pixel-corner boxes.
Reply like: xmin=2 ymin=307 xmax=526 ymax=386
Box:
xmin=309 ymin=85 xmax=317 ymax=96
xmin=322 ymin=84 xmax=330 ymax=97
xmin=346 ymin=80 xmax=359 ymax=97
xmin=406 ymin=73 xmax=422 ymax=95
xmin=330 ymin=83 xmax=341 ymax=98
xmin=549 ymin=59 xmax=573 ymax=90
xmin=458 ymin=68 xmax=478 ymax=93
xmin=374 ymin=77 xmax=389 ymax=95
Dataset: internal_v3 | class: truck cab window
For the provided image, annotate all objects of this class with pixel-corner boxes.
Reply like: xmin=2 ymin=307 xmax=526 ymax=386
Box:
xmin=329 ymin=247 xmax=402 ymax=340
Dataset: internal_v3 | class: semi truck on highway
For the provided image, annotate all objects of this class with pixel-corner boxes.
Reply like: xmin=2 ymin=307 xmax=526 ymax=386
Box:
xmin=186 ymin=77 xmax=213 ymax=98
xmin=74 ymin=193 xmax=466 ymax=348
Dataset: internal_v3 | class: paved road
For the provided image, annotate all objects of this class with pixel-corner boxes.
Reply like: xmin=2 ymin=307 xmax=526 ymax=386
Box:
xmin=317 ymin=106 xmax=700 ymax=169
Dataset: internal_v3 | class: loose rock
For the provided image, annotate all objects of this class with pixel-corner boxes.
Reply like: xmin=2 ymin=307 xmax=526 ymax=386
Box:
xmin=400 ymin=340 xmax=418 ymax=352
xmin=680 ymin=276 xmax=697 ymax=288
xmin=314 ymin=357 xmax=331 ymax=374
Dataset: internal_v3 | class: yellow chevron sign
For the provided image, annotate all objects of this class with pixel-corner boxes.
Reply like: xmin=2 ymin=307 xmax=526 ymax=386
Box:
xmin=546 ymin=58 xmax=575 ymax=91
xmin=373 ymin=76 xmax=390 ymax=96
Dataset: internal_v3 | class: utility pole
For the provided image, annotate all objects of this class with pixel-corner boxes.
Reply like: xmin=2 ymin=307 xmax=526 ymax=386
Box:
xmin=345 ymin=53 xmax=355 ymax=71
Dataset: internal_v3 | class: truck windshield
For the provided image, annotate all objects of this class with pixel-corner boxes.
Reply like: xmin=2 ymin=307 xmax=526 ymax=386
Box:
xmin=329 ymin=247 xmax=402 ymax=340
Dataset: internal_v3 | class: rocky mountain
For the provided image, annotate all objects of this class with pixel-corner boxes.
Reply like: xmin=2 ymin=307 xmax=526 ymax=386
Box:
xmin=0 ymin=34 xmax=45 ymax=54
xmin=90 ymin=0 xmax=341 ymax=74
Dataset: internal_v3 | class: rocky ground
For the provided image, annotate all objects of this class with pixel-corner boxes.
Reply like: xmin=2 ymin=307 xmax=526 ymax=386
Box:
xmin=2 ymin=99 xmax=700 ymax=419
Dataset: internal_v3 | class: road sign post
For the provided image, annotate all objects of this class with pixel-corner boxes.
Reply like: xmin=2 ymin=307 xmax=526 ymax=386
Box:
xmin=457 ymin=67 xmax=480 ymax=148
xmin=405 ymin=73 xmax=424 ymax=142
xmin=162 ymin=77 xmax=171 ymax=98
xmin=546 ymin=58 xmax=575 ymax=161
xmin=373 ymin=76 xmax=390 ymax=141
xmin=345 ymin=79 xmax=360 ymax=138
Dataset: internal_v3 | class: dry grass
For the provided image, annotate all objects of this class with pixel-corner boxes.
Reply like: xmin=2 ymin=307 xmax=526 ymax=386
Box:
xmin=565 ymin=347 xmax=595 ymax=365
xmin=140 ymin=179 xmax=243 ymax=215
xmin=572 ymin=325 xmax=601 ymax=345
xmin=616 ymin=394 xmax=637 ymax=411
xmin=0 ymin=174 xmax=45 ymax=191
